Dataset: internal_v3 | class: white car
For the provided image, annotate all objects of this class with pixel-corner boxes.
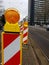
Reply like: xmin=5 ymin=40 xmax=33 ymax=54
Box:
xmin=46 ymin=25 xmax=49 ymax=30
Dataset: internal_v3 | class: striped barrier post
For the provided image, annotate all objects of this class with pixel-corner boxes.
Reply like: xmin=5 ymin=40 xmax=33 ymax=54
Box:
xmin=23 ymin=21 xmax=28 ymax=44
xmin=20 ymin=25 xmax=24 ymax=33
xmin=2 ymin=33 xmax=20 ymax=65
xmin=1 ymin=8 xmax=22 ymax=65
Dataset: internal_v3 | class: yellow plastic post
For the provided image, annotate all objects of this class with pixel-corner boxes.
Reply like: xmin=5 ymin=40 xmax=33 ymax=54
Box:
xmin=23 ymin=21 xmax=28 ymax=44
xmin=23 ymin=21 xmax=28 ymax=27
xmin=2 ymin=8 xmax=22 ymax=65
xmin=4 ymin=22 xmax=20 ymax=32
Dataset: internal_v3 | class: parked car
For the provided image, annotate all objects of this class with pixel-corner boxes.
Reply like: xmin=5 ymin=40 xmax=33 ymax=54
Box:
xmin=46 ymin=24 xmax=49 ymax=31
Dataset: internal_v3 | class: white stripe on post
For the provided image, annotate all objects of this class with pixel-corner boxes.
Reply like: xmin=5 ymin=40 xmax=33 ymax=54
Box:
xmin=4 ymin=36 xmax=20 ymax=64
xmin=23 ymin=28 xmax=28 ymax=34
xmin=21 ymin=26 xmax=23 ymax=29
xmin=23 ymin=36 xmax=28 ymax=42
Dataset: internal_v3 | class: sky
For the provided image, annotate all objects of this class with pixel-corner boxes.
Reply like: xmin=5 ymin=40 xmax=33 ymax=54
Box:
xmin=3 ymin=0 xmax=28 ymax=21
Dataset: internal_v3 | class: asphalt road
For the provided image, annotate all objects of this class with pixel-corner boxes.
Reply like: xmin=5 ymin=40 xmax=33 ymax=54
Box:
xmin=29 ymin=26 xmax=49 ymax=61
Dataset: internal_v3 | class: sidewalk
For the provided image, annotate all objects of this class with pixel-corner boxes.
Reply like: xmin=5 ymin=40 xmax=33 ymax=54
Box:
xmin=22 ymin=43 xmax=39 ymax=65
xmin=22 ymin=37 xmax=49 ymax=65
xmin=22 ymin=44 xmax=34 ymax=65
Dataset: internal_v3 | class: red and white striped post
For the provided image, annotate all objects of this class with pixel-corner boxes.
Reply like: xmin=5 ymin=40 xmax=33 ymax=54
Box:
xmin=2 ymin=33 xmax=20 ymax=65
xmin=20 ymin=24 xmax=24 ymax=32
xmin=23 ymin=21 xmax=28 ymax=44
xmin=1 ymin=8 xmax=22 ymax=65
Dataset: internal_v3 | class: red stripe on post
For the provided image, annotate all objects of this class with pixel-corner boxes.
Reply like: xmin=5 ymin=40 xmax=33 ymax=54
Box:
xmin=24 ymin=27 xmax=27 ymax=30
xmin=3 ymin=33 xmax=19 ymax=48
xmin=4 ymin=51 xmax=20 ymax=65
xmin=23 ymin=32 xmax=28 ymax=37
xmin=23 ymin=40 xmax=28 ymax=44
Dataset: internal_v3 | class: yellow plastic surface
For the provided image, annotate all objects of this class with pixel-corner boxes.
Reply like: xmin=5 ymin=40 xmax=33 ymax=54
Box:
xmin=4 ymin=22 xmax=20 ymax=32
xmin=23 ymin=21 xmax=28 ymax=27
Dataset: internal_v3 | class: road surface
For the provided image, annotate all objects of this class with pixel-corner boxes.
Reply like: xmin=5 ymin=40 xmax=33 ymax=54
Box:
xmin=29 ymin=26 xmax=49 ymax=61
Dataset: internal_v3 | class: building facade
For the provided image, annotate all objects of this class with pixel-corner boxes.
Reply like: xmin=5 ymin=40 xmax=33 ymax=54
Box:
xmin=29 ymin=0 xmax=49 ymax=25
xmin=34 ymin=0 xmax=46 ymax=23
xmin=28 ymin=0 xmax=34 ymax=25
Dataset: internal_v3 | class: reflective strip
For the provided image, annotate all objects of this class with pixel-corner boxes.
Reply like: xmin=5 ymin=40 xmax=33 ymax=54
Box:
xmin=20 ymin=26 xmax=23 ymax=31
xmin=23 ymin=28 xmax=28 ymax=34
xmin=4 ymin=36 xmax=20 ymax=64
xmin=23 ymin=36 xmax=28 ymax=42
xmin=23 ymin=32 xmax=28 ymax=37
xmin=21 ymin=26 xmax=23 ymax=29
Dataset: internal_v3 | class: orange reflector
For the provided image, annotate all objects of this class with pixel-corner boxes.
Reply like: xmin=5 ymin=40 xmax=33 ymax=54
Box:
xmin=23 ymin=21 xmax=28 ymax=27
xmin=5 ymin=9 xmax=20 ymax=24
